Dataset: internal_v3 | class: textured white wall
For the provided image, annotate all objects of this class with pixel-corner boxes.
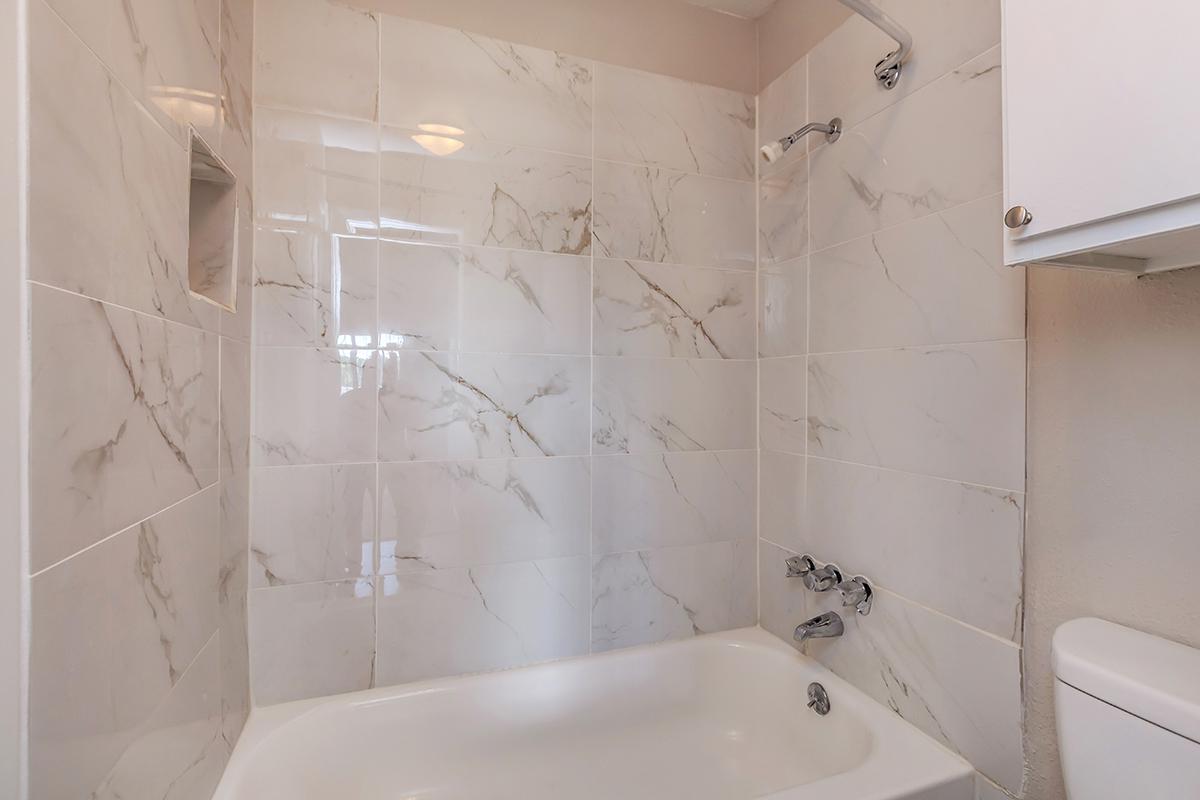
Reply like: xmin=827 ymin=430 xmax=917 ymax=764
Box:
xmin=1025 ymin=265 xmax=1200 ymax=799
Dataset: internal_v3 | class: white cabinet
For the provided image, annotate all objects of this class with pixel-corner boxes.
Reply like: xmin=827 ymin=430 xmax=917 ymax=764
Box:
xmin=1002 ymin=0 xmax=1200 ymax=273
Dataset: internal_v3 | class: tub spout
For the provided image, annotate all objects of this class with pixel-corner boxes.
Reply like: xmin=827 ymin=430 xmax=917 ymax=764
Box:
xmin=794 ymin=612 xmax=845 ymax=643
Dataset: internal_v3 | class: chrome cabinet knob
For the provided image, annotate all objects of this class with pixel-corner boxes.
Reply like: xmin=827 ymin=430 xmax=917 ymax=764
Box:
xmin=1004 ymin=205 xmax=1033 ymax=229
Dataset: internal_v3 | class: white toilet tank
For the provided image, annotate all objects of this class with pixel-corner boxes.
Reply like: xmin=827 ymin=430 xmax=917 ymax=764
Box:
xmin=1053 ymin=618 xmax=1200 ymax=799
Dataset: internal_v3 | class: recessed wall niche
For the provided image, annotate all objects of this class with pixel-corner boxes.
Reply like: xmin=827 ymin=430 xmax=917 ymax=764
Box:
xmin=187 ymin=129 xmax=239 ymax=310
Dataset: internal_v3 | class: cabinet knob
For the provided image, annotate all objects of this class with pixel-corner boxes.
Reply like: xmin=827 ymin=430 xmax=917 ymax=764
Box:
xmin=1004 ymin=205 xmax=1033 ymax=229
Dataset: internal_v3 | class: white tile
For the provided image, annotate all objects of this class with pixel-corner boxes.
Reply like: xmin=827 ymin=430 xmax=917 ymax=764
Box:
xmin=592 ymin=451 xmax=756 ymax=554
xmin=376 ymin=557 xmax=589 ymax=684
xmin=377 ymin=242 xmax=591 ymax=355
xmin=593 ymin=258 xmax=755 ymax=359
xmin=759 ymin=154 xmax=809 ymax=265
xmin=808 ymin=0 xmax=1000 ymax=131
xmin=252 ymin=348 xmax=378 ymax=466
xmin=594 ymin=63 xmax=755 ymax=180
xmin=594 ymin=161 xmax=755 ymax=270
xmin=759 ymin=256 xmax=808 ymax=357
xmin=93 ymin=636 xmax=226 ymax=800
xmin=255 ymin=0 xmax=379 ymax=120
xmin=807 ymin=340 xmax=1026 ymax=490
xmin=804 ymin=457 xmax=1024 ymax=640
xmin=591 ymin=542 xmax=740 ymax=652
xmin=251 ymin=464 xmax=377 ymax=588
xmin=29 ymin=3 xmax=219 ymax=331
xmin=30 ymin=286 xmax=219 ymax=570
xmin=803 ymin=587 xmax=1024 ymax=795
xmin=592 ymin=357 xmax=757 ymax=454
xmin=759 ymin=451 xmax=805 ymax=552
xmin=381 ymin=17 xmax=592 ymax=156
xmin=30 ymin=489 xmax=221 ymax=799
xmin=107 ymin=0 xmax=222 ymax=146
xmin=809 ymin=47 xmax=1002 ymax=250
xmin=250 ymin=579 xmax=376 ymax=705
xmin=378 ymin=457 xmax=590 ymax=573
xmin=760 ymin=356 xmax=807 ymax=455
xmin=810 ymin=195 xmax=1024 ymax=353
xmin=381 ymin=129 xmax=592 ymax=255
xmin=378 ymin=352 xmax=590 ymax=461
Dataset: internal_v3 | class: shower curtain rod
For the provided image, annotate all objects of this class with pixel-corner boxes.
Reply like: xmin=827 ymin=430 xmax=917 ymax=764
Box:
xmin=835 ymin=0 xmax=914 ymax=90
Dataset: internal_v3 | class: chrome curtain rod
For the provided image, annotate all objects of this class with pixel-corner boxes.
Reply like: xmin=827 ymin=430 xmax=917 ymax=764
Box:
xmin=836 ymin=0 xmax=914 ymax=90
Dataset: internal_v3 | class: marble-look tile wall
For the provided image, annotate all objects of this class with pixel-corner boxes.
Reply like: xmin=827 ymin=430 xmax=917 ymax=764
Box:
xmin=26 ymin=0 xmax=254 ymax=797
xmin=249 ymin=0 xmax=758 ymax=704
xmin=755 ymin=1 xmax=1027 ymax=797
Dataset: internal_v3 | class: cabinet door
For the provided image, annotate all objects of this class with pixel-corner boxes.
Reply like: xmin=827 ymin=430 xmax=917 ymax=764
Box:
xmin=1003 ymin=0 xmax=1200 ymax=240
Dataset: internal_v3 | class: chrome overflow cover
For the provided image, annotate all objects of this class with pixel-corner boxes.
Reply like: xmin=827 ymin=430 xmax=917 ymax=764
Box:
xmin=807 ymin=682 xmax=831 ymax=716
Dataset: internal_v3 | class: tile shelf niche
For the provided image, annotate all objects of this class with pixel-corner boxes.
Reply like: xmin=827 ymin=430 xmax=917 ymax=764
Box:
xmin=187 ymin=128 xmax=239 ymax=311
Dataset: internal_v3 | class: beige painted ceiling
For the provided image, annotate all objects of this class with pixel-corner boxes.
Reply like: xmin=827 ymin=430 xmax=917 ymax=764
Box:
xmin=685 ymin=0 xmax=778 ymax=19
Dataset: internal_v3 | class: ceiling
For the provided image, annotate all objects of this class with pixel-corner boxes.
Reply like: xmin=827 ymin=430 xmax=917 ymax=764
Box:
xmin=685 ymin=0 xmax=778 ymax=19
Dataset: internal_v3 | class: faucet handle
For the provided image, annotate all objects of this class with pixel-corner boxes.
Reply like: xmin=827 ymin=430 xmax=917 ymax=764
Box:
xmin=804 ymin=564 xmax=843 ymax=592
xmin=836 ymin=575 xmax=874 ymax=616
xmin=785 ymin=554 xmax=816 ymax=578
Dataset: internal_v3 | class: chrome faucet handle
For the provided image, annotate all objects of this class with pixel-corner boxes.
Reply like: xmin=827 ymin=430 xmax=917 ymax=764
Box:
xmin=804 ymin=564 xmax=843 ymax=592
xmin=785 ymin=554 xmax=816 ymax=578
xmin=836 ymin=575 xmax=874 ymax=616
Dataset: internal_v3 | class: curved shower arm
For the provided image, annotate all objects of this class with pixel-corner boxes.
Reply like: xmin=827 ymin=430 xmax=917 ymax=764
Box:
xmin=836 ymin=0 xmax=913 ymax=90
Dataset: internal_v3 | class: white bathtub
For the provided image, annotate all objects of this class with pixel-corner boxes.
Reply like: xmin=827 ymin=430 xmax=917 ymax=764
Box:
xmin=214 ymin=628 xmax=972 ymax=800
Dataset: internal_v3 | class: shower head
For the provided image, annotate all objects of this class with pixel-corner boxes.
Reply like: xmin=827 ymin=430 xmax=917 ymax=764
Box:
xmin=760 ymin=118 xmax=842 ymax=164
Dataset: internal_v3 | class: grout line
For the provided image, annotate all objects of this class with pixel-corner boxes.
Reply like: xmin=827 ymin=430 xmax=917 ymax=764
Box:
xmin=252 ymin=345 xmax=762 ymax=362
xmin=587 ymin=56 xmax=596 ymax=657
xmin=804 ymin=337 xmax=1027 ymax=359
xmin=27 ymin=281 xmax=222 ymax=339
xmin=251 ymin=449 xmax=761 ymax=472
xmin=804 ymin=453 xmax=1026 ymax=496
xmin=29 ymin=483 xmax=220 ymax=579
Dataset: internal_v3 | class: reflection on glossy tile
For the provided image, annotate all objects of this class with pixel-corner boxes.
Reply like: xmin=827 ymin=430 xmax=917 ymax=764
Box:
xmin=379 ymin=457 xmax=588 ymax=574
xmin=381 ymin=17 xmax=591 ymax=156
xmin=251 ymin=579 xmax=376 ymax=705
xmin=593 ymin=258 xmax=755 ymax=359
xmin=254 ymin=107 xmax=378 ymax=235
xmin=254 ymin=229 xmax=377 ymax=348
xmin=378 ymin=241 xmax=591 ymax=355
xmin=219 ymin=0 xmax=254 ymax=196
xmin=808 ymin=0 xmax=1000 ymax=131
xmin=592 ymin=451 xmax=755 ymax=554
xmin=252 ymin=348 xmax=378 ymax=466
xmin=255 ymin=0 xmax=379 ymax=120
xmin=809 ymin=194 xmax=1023 ymax=353
xmin=31 ymin=285 xmax=219 ymax=570
xmin=809 ymin=47 xmax=1002 ymax=250
xmin=594 ymin=161 xmax=755 ymax=270
xmin=592 ymin=357 xmax=756 ymax=454
xmin=381 ymin=130 xmax=592 ymax=254
xmin=759 ymin=257 xmax=807 ymax=357
xmin=376 ymin=557 xmax=589 ymax=684
xmin=108 ymin=0 xmax=222 ymax=146
xmin=30 ymin=488 xmax=220 ymax=799
xmin=760 ymin=357 xmax=807 ymax=455
xmin=759 ymin=155 xmax=809 ymax=265
xmin=594 ymin=63 xmax=755 ymax=180
xmin=804 ymin=587 xmax=1023 ymax=794
xmin=804 ymin=457 xmax=1024 ymax=640
xmin=758 ymin=539 xmax=811 ymax=644
xmin=251 ymin=464 xmax=377 ymax=587
xmin=807 ymin=340 xmax=1025 ymax=490
xmin=591 ymin=543 xmax=740 ymax=652
xmin=378 ymin=352 xmax=590 ymax=461
xmin=759 ymin=451 xmax=804 ymax=551
xmin=93 ymin=636 xmax=226 ymax=800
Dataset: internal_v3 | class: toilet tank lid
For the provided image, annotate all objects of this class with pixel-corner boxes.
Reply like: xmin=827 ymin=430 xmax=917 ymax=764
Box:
xmin=1053 ymin=618 xmax=1200 ymax=743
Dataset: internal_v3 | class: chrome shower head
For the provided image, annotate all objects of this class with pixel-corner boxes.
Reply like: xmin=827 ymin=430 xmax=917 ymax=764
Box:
xmin=759 ymin=118 xmax=843 ymax=164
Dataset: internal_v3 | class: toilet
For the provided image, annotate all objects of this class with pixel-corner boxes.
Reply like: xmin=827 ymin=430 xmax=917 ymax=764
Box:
xmin=1053 ymin=618 xmax=1200 ymax=798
